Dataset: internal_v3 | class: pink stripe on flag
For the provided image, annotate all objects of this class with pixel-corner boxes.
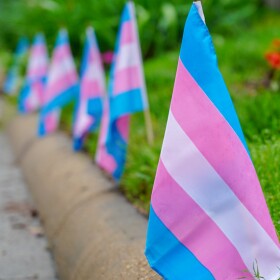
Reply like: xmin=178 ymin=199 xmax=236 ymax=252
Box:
xmin=113 ymin=66 xmax=141 ymax=95
xmin=25 ymin=81 xmax=44 ymax=111
xmin=120 ymin=22 xmax=135 ymax=44
xmin=28 ymin=66 xmax=48 ymax=77
xmin=46 ymin=71 xmax=77 ymax=102
xmin=96 ymin=146 xmax=117 ymax=174
xmin=25 ymin=98 xmax=35 ymax=113
xmin=81 ymin=80 xmax=101 ymax=99
xmin=152 ymin=160 xmax=249 ymax=280
xmin=160 ymin=111 xmax=280 ymax=277
xmin=32 ymin=45 xmax=47 ymax=56
xmin=171 ymin=59 xmax=279 ymax=245
xmin=34 ymin=81 xmax=44 ymax=105
xmin=45 ymin=111 xmax=59 ymax=133
xmin=116 ymin=116 xmax=130 ymax=141
xmin=73 ymin=101 xmax=93 ymax=136
xmin=98 ymin=100 xmax=109 ymax=144
xmin=95 ymin=98 xmax=117 ymax=174
xmin=55 ymin=45 xmax=72 ymax=59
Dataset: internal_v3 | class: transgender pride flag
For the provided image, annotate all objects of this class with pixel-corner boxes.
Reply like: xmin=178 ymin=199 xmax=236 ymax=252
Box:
xmin=146 ymin=2 xmax=280 ymax=280
xmin=73 ymin=27 xmax=105 ymax=150
xmin=18 ymin=33 xmax=48 ymax=113
xmin=96 ymin=1 xmax=148 ymax=180
xmin=38 ymin=29 xmax=78 ymax=136
xmin=3 ymin=37 xmax=29 ymax=95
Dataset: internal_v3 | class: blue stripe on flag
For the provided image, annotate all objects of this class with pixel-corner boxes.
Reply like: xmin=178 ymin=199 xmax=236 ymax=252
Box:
xmin=38 ymin=115 xmax=46 ymax=136
xmin=122 ymin=3 xmax=131 ymax=22
xmin=38 ymin=110 xmax=54 ymax=136
xmin=3 ymin=69 xmax=17 ymax=94
xmin=145 ymin=206 xmax=215 ymax=280
xmin=72 ymin=96 xmax=103 ymax=151
xmin=73 ymin=137 xmax=84 ymax=151
xmin=18 ymin=77 xmax=46 ymax=114
xmin=18 ymin=83 xmax=31 ymax=113
xmin=55 ymin=30 xmax=69 ymax=47
xmin=33 ymin=33 xmax=45 ymax=45
xmin=110 ymin=88 xmax=145 ymax=121
xmin=16 ymin=37 xmax=29 ymax=56
xmin=179 ymin=4 xmax=249 ymax=154
xmin=80 ymin=39 xmax=90 ymax=77
xmin=106 ymin=118 xmax=127 ymax=180
xmin=40 ymin=84 xmax=79 ymax=117
xmin=87 ymin=97 xmax=103 ymax=130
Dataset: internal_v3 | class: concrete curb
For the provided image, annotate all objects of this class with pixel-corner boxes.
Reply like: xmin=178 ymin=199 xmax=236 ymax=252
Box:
xmin=6 ymin=115 xmax=160 ymax=280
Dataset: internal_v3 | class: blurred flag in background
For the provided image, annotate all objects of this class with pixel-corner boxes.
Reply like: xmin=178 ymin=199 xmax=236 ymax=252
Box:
xmin=73 ymin=27 xmax=106 ymax=151
xmin=18 ymin=33 xmax=48 ymax=113
xmin=3 ymin=37 xmax=29 ymax=95
xmin=38 ymin=29 xmax=78 ymax=136
xmin=96 ymin=1 xmax=149 ymax=181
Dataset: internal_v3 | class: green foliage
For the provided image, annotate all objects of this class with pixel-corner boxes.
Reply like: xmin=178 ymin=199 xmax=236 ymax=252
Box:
xmin=203 ymin=0 xmax=262 ymax=35
xmin=60 ymin=100 xmax=75 ymax=135
xmin=249 ymin=137 xmax=280 ymax=237
xmin=0 ymin=0 xmax=264 ymax=61
xmin=234 ymin=92 xmax=280 ymax=142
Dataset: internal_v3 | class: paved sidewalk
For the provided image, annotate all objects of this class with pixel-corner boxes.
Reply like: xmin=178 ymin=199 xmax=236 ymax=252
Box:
xmin=0 ymin=133 xmax=58 ymax=280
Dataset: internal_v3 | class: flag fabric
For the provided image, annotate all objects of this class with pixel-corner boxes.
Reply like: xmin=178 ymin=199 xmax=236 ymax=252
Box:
xmin=3 ymin=37 xmax=29 ymax=95
xmin=95 ymin=94 xmax=117 ymax=173
xmin=73 ymin=27 xmax=105 ymax=151
xmin=96 ymin=1 xmax=148 ymax=180
xmin=146 ymin=2 xmax=280 ymax=280
xmin=18 ymin=33 xmax=48 ymax=113
xmin=38 ymin=29 xmax=79 ymax=136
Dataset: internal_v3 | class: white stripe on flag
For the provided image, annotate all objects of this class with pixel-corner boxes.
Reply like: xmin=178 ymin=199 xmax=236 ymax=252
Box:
xmin=160 ymin=111 xmax=280 ymax=279
xmin=85 ymin=63 xmax=106 ymax=84
xmin=194 ymin=1 xmax=205 ymax=23
xmin=74 ymin=101 xmax=90 ymax=136
xmin=48 ymin=57 xmax=75 ymax=85
xmin=27 ymin=88 xmax=40 ymax=107
xmin=29 ymin=56 xmax=48 ymax=71
xmin=116 ymin=42 xmax=140 ymax=71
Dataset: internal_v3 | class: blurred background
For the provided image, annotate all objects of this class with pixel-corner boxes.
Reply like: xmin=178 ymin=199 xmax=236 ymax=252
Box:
xmin=0 ymin=0 xmax=280 ymax=234
xmin=0 ymin=0 xmax=277 ymax=59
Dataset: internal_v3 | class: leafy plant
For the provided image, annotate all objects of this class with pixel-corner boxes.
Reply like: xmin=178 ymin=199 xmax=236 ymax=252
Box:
xmin=264 ymin=39 xmax=280 ymax=90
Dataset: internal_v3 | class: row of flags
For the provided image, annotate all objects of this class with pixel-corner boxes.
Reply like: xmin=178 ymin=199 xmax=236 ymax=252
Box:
xmin=6 ymin=1 xmax=148 ymax=182
xmin=38 ymin=29 xmax=79 ymax=136
xmin=3 ymin=1 xmax=280 ymax=279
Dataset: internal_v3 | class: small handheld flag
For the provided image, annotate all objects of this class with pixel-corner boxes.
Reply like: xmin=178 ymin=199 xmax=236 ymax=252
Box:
xmin=18 ymin=33 xmax=48 ymax=113
xmin=3 ymin=37 xmax=29 ymax=95
xmin=146 ymin=2 xmax=280 ymax=279
xmin=73 ymin=27 xmax=106 ymax=151
xmin=38 ymin=29 xmax=79 ymax=136
xmin=96 ymin=1 xmax=150 ymax=180
xmin=95 ymin=94 xmax=117 ymax=174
